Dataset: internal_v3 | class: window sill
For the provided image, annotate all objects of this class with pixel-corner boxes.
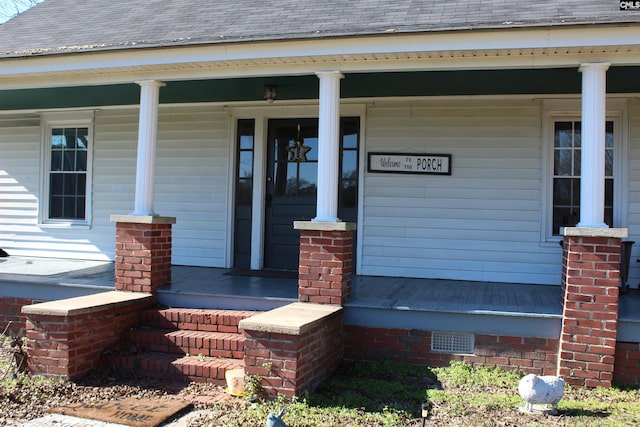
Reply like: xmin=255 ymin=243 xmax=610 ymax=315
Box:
xmin=39 ymin=222 xmax=91 ymax=230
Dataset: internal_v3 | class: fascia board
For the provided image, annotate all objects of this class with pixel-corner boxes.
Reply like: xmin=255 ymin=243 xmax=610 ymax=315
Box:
xmin=0 ymin=25 xmax=639 ymax=90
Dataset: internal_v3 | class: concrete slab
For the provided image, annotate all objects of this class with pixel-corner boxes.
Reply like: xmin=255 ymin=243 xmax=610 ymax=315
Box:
xmin=18 ymin=409 xmax=213 ymax=427
xmin=239 ymin=302 xmax=342 ymax=335
xmin=21 ymin=291 xmax=152 ymax=316
xmin=19 ymin=413 xmax=129 ymax=427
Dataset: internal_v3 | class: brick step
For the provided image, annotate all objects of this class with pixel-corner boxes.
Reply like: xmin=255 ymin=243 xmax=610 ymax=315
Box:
xmin=123 ymin=328 xmax=245 ymax=359
xmin=140 ymin=308 xmax=256 ymax=333
xmin=102 ymin=351 xmax=243 ymax=384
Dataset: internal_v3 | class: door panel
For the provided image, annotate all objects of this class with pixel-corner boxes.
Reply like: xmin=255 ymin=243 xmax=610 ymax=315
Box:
xmin=265 ymin=119 xmax=318 ymax=270
xmin=263 ymin=117 xmax=360 ymax=271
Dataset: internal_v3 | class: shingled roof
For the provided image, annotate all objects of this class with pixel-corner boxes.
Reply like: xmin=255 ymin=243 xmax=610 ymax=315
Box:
xmin=0 ymin=0 xmax=637 ymax=58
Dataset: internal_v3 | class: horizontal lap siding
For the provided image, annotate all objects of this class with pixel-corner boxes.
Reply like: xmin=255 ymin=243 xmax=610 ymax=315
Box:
xmin=100 ymin=106 xmax=230 ymax=267
xmin=154 ymin=107 xmax=230 ymax=267
xmin=0 ymin=117 xmax=43 ymax=256
xmin=0 ymin=106 xmax=230 ymax=266
xmin=627 ymin=99 xmax=640 ymax=288
xmin=361 ymin=99 xmax=561 ymax=284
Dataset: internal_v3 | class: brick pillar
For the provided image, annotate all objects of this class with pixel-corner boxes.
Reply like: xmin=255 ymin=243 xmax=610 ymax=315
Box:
xmin=110 ymin=215 xmax=176 ymax=293
xmin=294 ymin=221 xmax=356 ymax=305
xmin=558 ymin=227 xmax=627 ymax=387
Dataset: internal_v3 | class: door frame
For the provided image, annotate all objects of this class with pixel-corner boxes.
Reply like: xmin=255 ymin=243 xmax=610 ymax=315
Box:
xmin=227 ymin=103 xmax=366 ymax=271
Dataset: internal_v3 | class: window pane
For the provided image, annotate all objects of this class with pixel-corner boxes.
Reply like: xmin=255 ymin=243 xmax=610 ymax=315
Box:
xmin=553 ymin=178 xmax=571 ymax=206
xmin=553 ymin=207 xmax=579 ymax=235
xmin=239 ymin=135 xmax=254 ymax=150
xmin=49 ymin=196 xmax=62 ymax=218
xmin=50 ymin=174 xmax=63 ymax=196
xmin=554 ymin=149 xmax=572 ymax=176
xmin=63 ymin=174 xmax=77 ymax=194
xmin=236 ymin=179 xmax=252 ymax=205
xmin=77 ymin=128 xmax=89 ymax=149
xmin=63 ymin=151 xmax=75 ymax=171
xmin=605 ymin=121 xmax=614 ymax=148
xmin=51 ymin=129 xmax=65 ymax=148
xmin=76 ymin=196 xmax=86 ymax=218
xmin=572 ymin=178 xmax=580 ymax=205
xmin=573 ymin=149 xmax=581 ymax=176
xmin=341 ymin=180 xmax=357 ymax=208
xmin=574 ymin=122 xmax=581 ymax=148
xmin=605 ymin=149 xmax=614 ymax=176
xmin=238 ymin=151 xmax=253 ymax=179
xmin=63 ymin=197 xmax=75 ymax=218
xmin=238 ymin=119 xmax=254 ymax=149
xmin=76 ymin=150 xmax=87 ymax=171
xmin=343 ymin=133 xmax=358 ymax=149
xmin=342 ymin=150 xmax=357 ymax=179
xmin=64 ymin=128 xmax=77 ymax=149
xmin=555 ymin=122 xmax=573 ymax=148
xmin=51 ymin=151 xmax=62 ymax=171
xmin=77 ymin=173 xmax=86 ymax=194
xmin=605 ymin=178 xmax=614 ymax=206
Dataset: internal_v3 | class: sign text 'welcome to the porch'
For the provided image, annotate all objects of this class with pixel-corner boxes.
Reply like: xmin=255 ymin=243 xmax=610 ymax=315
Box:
xmin=367 ymin=152 xmax=452 ymax=175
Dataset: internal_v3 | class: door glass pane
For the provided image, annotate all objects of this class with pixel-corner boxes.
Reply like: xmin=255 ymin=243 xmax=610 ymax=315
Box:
xmin=300 ymin=137 xmax=318 ymax=161
xmin=298 ymin=163 xmax=318 ymax=196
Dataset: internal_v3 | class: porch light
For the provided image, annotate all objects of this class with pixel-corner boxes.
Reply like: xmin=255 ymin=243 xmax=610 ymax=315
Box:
xmin=264 ymin=85 xmax=277 ymax=103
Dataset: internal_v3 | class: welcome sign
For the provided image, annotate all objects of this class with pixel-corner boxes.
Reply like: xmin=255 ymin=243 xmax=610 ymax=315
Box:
xmin=367 ymin=152 xmax=452 ymax=175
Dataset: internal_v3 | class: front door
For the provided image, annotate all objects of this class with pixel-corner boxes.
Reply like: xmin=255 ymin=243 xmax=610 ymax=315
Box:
xmin=264 ymin=117 xmax=359 ymax=271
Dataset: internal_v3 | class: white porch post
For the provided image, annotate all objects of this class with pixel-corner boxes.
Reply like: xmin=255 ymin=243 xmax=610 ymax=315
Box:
xmin=314 ymin=71 xmax=343 ymax=222
xmin=577 ymin=63 xmax=610 ymax=228
xmin=132 ymin=80 xmax=165 ymax=216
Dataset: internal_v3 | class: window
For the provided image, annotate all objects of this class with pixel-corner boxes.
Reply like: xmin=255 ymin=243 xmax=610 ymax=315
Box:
xmin=43 ymin=119 xmax=92 ymax=224
xmin=552 ymin=120 xmax=614 ymax=235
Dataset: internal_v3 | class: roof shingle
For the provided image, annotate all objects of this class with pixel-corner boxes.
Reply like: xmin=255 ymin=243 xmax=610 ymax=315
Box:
xmin=0 ymin=0 xmax=637 ymax=57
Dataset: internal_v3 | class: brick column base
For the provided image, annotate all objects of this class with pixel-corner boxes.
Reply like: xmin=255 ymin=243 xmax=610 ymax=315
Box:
xmin=240 ymin=303 xmax=343 ymax=397
xmin=110 ymin=215 xmax=176 ymax=293
xmin=558 ymin=227 xmax=627 ymax=387
xmin=294 ymin=221 xmax=356 ymax=305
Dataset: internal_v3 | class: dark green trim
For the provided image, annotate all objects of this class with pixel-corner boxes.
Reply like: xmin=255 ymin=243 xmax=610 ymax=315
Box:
xmin=0 ymin=67 xmax=638 ymax=111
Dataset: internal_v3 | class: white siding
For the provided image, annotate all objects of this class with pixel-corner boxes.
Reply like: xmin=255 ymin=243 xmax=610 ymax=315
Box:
xmin=154 ymin=107 xmax=230 ymax=267
xmin=0 ymin=106 xmax=232 ymax=266
xmin=360 ymin=99 xmax=562 ymax=284
xmin=627 ymin=98 xmax=640 ymax=288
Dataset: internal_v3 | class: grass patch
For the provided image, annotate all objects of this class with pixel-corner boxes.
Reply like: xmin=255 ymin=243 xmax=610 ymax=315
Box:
xmin=3 ymin=335 xmax=640 ymax=427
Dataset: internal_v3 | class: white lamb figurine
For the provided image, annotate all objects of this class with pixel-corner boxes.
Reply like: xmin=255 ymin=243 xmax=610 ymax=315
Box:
xmin=518 ymin=374 xmax=564 ymax=414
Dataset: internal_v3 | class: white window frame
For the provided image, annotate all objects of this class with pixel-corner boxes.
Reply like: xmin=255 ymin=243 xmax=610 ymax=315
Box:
xmin=40 ymin=112 xmax=94 ymax=227
xmin=543 ymin=106 xmax=625 ymax=243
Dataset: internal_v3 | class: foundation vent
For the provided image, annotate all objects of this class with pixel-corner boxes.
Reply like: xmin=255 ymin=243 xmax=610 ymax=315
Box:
xmin=431 ymin=331 xmax=474 ymax=354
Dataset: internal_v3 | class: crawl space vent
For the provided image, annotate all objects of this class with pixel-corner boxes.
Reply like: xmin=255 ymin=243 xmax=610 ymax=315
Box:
xmin=431 ymin=331 xmax=474 ymax=354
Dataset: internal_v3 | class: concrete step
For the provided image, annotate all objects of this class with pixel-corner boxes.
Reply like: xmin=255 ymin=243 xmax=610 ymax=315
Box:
xmin=140 ymin=308 xmax=256 ymax=333
xmin=123 ymin=328 xmax=245 ymax=359
xmin=102 ymin=351 xmax=243 ymax=384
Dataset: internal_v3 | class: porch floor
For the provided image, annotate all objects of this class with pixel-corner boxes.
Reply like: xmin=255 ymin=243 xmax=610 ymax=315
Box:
xmin=2 ymin=256 xmax=639 ymax=339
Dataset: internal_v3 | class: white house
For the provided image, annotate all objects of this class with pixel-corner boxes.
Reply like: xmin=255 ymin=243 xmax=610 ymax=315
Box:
xmin=1 ymin=0 xmax=640 ymax=389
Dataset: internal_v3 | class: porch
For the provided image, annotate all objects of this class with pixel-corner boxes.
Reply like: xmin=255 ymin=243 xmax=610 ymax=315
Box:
xmin=2 ymin=256 xmax=639 ymax=342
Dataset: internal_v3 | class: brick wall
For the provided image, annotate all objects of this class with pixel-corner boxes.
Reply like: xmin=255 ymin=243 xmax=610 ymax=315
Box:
xmin=559 ymin=234 xmax=621 ymax=387
xmin=0 ymin=297 xmax=34 ymax=336
xmin=114 ymin=220 xmax=173 ymax=293
xmin=614 ymin=341 xmax=640 ymax=385
xmin=344 ymin=326 xmax=559 ymax=375
xmin=24 ymin=296 xmax=152 ymax=380
xmin=297 ymin=227 xmax=354 ymax=305
xmin=243 ymin=311 xmax=343 ymax=397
